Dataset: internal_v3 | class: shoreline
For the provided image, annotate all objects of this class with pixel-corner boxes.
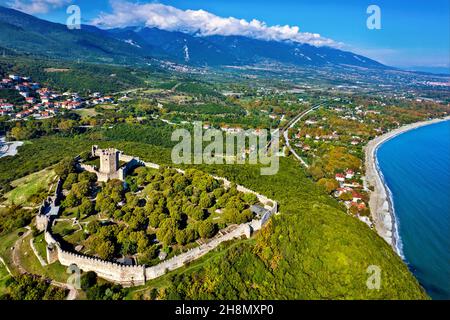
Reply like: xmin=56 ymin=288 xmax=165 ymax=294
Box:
xmin=364 ymin=115 xmax=450 ymax=254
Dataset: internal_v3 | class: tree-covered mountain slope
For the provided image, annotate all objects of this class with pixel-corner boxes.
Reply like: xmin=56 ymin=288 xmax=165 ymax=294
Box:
xmin=0 ymin=6 xmax=149 ymax=63
xmin=130 ymin=157 xmax=427 ymax=300
xmin=0 ymin=6 xmax=389 ymax=70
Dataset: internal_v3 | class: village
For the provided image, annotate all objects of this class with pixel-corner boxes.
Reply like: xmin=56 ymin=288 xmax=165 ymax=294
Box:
xmin=0 ymin=74 xmax=114 ymax=120
xmin=286 ymin=101 xmax=398 ymax=228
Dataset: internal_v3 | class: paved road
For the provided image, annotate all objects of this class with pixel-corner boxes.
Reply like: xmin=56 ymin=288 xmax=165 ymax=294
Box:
xmin=265 ymin=105 xmax=322 ymax=166
xmin=0 ymin=256 xmax=12 ymax=276
xmin=0 ymin=137 xmax=23 ymax=158
xmin=283 ymin=105 xmax=322 ymax=168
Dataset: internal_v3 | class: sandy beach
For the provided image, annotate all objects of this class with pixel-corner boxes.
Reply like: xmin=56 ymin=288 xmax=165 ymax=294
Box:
xmin=364 ymin=116 xmax=450 ymax=253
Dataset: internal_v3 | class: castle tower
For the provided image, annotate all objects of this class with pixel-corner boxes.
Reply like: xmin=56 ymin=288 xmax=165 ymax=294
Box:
xmin=46 ymin=243 xmax=59 ymax=264
xmin=99 ymin=149 xmax=119 ymax=174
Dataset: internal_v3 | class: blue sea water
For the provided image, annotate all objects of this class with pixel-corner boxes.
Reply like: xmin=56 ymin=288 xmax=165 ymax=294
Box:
xmin=377 ymin=120 xmax=450 ymax=300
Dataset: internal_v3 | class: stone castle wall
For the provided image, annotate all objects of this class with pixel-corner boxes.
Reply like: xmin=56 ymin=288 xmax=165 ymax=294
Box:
xmin=79 ymin=163 xmax=108 ymax=182
xmin=39 ymin=148 xmax=278 ymax=286
xmin=145 ymin=223 xmax=253 ymax=280
xmin=44 ymin=231 xmax=145 ymax=286
xmin=36 ymin=178 xmax=63 ymax=232
xmin=79 ymin=163 xmax=97 ymax=174
xmin=118 ymin=154 xmax=135 ymax=163
xmin=57 ymin=248 xmax=146 ymax=286
xmin=45 ymin=217 xmax=267 ymax=285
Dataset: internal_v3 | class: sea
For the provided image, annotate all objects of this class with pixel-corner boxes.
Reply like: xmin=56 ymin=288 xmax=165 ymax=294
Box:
xmin=377 ymin=120 xmax=450 ymax=300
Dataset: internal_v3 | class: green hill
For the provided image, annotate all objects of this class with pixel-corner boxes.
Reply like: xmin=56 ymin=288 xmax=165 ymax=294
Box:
xmin=0 ymin=56 xmax=162 ymax=94
xmin=129 ymin=157 xmax=427 ymax=300
xmin=0 ymin=6 xmax=149 ymax=64
xmin=0 ymin=135 xmax=427 ymax=299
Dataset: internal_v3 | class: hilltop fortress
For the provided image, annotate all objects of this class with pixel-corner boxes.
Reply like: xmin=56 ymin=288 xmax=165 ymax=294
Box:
xmin=79 ymin=145 xmax=149 ymax=182
xmin=36 ymin=146 xmax=278 ymax=287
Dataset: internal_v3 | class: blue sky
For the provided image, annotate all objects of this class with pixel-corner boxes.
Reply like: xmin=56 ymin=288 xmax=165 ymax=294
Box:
xmin=1 ymin=0 xmax=449 ymax=69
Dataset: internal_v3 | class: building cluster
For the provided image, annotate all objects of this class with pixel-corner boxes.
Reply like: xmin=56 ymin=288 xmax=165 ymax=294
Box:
xmin=0 ymin=74 xmax=114 ymax=119
xmin=334 ymin=170 xmax=366 ymax=207
xmin=290 ymin=103 xmax=376 ymax=225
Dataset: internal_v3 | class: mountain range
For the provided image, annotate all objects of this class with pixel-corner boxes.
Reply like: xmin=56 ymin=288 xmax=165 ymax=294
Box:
xmin=0 ymin=5 xmax=388 ymax=70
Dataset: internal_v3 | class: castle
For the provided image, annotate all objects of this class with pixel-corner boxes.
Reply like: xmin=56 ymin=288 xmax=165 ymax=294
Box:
xmin=97 ymin=147 xmax=120 ymax=177
xmin=35 ymin=148 xmax=278 ymax=287
xmin=79 ymin=146 xmax=145 ymax=182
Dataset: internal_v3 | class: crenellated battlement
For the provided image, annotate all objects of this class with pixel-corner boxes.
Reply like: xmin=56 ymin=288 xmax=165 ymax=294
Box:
xmin=39 ymin=146 xmax=278 ymax=287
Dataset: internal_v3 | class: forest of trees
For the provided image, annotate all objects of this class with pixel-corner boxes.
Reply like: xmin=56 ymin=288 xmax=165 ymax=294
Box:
xmin=0 ymin=57 xmax=156 ymax=94
xmin=130 ymin=157 xmax=428 ymax=300
xmin=55 ymin=165 xmax=259 ymax=265
xmin=79 ymin=271 xmax=125 ymax=300
xmin=0 ymin=274 xmax=66 ymax=300
xmin=0 ymin=205 xmax=33 ymax=235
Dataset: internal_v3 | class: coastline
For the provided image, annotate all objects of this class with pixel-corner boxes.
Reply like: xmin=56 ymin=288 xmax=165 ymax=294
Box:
xmin=364 ymin=115 xmax=450 ymax=254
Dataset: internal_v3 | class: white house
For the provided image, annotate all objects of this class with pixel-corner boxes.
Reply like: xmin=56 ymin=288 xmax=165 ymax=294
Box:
xmin=335 ymin=173 xmax=345 ymax=182
xmin=345 ymin=169 xmax=355 ymax=179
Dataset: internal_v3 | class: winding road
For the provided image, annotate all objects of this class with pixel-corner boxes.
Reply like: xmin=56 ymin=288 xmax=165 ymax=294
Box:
xmin=283 ymin=104 xmax=322 ymax=168
xmin=266 ymin=104 xmax=322 ymax=167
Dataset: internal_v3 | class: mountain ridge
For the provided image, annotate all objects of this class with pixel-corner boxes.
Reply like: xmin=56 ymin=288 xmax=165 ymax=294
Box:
xmin=0 ymin=5 xmax=389 ymax=70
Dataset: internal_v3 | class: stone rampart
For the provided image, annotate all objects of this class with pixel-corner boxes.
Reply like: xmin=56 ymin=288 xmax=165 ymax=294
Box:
xmin=40 ymin=150 xmax=278 ymax=286
xmin=57 ymin=249 xmax=146 ymax=287
xmin=146 ymin=223 xmax=253 ymax=280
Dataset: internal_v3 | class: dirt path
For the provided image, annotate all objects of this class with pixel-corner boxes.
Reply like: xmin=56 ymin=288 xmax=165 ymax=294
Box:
xmin=11 ymin=228 xmax=31 ymax=275
xmin=51 ymin=281 xmax=78 ymax=300
xmin=0 ymin=256 xmax=12 ymax=276
xmin=11 ymin=227 xmax=78 ymax=300
xmin=171 ymin=82 xmax=182 ymax=92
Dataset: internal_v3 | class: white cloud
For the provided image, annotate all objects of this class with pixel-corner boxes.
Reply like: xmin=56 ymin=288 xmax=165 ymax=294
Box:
xmin=92 ymin=0 xmax=339 ymax=47
xmin=7 ymin=0 xmax=72 ymax=14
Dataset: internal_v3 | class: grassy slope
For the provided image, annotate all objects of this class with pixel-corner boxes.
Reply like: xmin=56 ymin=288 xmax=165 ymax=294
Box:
xmin=0 ymin=135 xmax=427 ymax=299
xmin=17 ymin=233 xmax=68 ymax=283
xmin=0 ymin=262 xmax=11 ymax=296
xmin=4 ymin=169 xmax=55 ymax=206
xmin=0 ymin=228 xmax=25 ymax=269
xmin=127 ymin=159 xmax=427 ymax=300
